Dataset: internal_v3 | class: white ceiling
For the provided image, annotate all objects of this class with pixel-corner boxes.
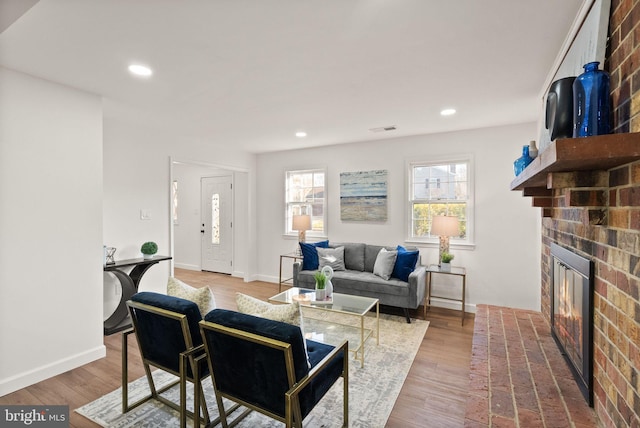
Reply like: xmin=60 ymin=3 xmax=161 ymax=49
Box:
xmin=0 ymin=0 xmax=585 ymax=153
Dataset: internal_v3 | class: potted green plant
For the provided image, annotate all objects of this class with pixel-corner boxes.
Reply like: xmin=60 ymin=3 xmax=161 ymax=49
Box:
xmin=141 ymin=241 xmax=158 ymax=260
xmin=440 ymin=252 xmax=454 ymax=272
xmin=314 ymin=270 xmax=327 ymax=300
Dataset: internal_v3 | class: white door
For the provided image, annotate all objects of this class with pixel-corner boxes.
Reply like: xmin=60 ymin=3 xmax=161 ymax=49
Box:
xmin=201 ymin=175 xmax=233 ymax=274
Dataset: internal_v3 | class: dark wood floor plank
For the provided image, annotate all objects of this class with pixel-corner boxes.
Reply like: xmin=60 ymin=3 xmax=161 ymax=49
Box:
xmin=0 ymin=269 xmax=474 ymax=427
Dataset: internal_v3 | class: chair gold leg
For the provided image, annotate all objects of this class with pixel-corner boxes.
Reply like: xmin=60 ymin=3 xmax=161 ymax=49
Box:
xmin=122 ymin=329 xmax=157 ymax=414
xmin=214 ymin=392 xmax=228 ymax=428
xmin=121 ymin=331 xmax=128 ymax=414
xmin=343 ymin=346 xmax=349 ymax=427
xmin=285 ymin=395 xmax=293 ymax=428
xmin=180 ymin=353 xmax=188 ymax=428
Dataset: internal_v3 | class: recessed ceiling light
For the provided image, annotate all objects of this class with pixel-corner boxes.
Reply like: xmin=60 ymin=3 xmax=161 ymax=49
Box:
xmin=295 ymin=131 xmax=307 ymax=138
xmin=440 ymin=108 xmax=456 ymax=116
xmin=128 ymin=64 xmax=153 ymax=77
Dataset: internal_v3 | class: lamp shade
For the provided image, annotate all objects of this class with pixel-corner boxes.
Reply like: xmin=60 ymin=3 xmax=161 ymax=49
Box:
xmin=292 ymin=214 xmax=311 ymax=231
xmin=431 ymin=215 xmax=460 ymax=237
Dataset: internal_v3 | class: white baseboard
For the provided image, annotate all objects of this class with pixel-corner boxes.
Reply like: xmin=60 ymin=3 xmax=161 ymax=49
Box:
xmin=231 ymin=270 xmax=245 ymax=279
xmin=427 ymin=298 xmax=477 ymax=314
xmin=175 ymin=265 xmax=247 ymax=280
xmin=254 ymin=274 xmax=278 ymax=284
xmin=174 ymin=263 xmax=200 ymax=271
xmin=0 ymin=345 xmax=106 ymax=397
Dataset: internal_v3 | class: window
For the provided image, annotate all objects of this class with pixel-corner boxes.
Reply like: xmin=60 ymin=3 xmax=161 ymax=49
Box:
xmin=285 ymin=169 xmax=326 ymax=237
xmin=408 ymin=157 xmax=473 ymax=244
xmin=172 ymin=180 xmax=179 ymax=225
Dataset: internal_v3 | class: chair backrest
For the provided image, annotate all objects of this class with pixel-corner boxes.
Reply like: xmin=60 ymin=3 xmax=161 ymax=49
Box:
xmin=200 ymin=309 xmax=309 ymax=418
xmin=128 ymin=292 xmax=203 ymax=375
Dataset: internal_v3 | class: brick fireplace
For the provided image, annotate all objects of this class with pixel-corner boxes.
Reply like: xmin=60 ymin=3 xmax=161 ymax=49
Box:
xmin=537 ymin=158 xmax=640 ymax=428
xmin=511 ymin=2 xmax=640 ymax=426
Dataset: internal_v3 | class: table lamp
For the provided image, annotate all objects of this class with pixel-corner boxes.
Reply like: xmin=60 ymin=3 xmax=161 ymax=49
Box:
xmin=292 ymin=214 xmax=311 ymax=243
xmin=431 ymin=215 xmax=460 ymax=265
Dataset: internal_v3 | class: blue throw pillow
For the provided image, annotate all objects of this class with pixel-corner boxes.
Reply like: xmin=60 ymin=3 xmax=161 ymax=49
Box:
xmin=392 ymin=245 xmax=419 ymax=282
xmin=300 ymin=240 xmax=329 ymax=271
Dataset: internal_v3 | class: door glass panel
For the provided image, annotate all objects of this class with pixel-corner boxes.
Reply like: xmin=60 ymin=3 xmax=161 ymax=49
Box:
xmin=211 ymin=193 xmax=220 ymax=244
xmin=172 ymin=180 xmax=179 ymax=224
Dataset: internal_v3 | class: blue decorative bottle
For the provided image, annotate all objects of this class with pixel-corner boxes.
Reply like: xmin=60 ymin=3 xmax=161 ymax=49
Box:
xmin=572 ymin=62 xmax=611 ymax=137
xmin=514 ymin=145 xmax=533 ymax=176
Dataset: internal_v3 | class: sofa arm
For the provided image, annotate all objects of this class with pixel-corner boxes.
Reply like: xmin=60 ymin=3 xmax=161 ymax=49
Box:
xmin=407 ymin=265 xmax=426 ymax=309
xmin=293 ymin=261 xmax=301 ymax=287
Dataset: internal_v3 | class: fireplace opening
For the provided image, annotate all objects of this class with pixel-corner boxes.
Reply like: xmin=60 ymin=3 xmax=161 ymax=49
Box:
xmin=550 ymin=243 xmax=594 ymax=406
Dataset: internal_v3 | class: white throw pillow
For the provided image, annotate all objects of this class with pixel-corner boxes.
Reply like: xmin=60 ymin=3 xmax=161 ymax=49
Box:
xmin=167 ymin=277 xmax=216 ymax=317
xmin=236 ymin=292 xmax=301 ymax=326
xmin=373 ymin=248 xmax=398 ymax=280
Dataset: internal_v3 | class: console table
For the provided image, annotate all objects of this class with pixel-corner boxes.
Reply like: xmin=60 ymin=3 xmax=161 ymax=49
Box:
xmin=103 ymin=255 xmax=172 ymax=335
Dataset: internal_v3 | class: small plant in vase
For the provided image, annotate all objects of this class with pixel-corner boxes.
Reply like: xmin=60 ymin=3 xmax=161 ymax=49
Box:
xmin=141 ymin=241 xmax=158 ymax=260
xmin=314 ymin=270 xmax=327 ymax=301
xmin=440 ymin=252 xmax=454 ymax=272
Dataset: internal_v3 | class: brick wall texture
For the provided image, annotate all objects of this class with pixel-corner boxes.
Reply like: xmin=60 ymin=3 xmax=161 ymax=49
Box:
xmin=540 ymin=2 xmax=640 ymax=426
xmin=607 ymin=0 xmax=640 ymax=133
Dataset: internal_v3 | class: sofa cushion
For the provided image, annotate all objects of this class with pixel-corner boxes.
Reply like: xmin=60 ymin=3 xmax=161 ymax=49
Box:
xmin=364 ymin=245 xmax=381 ymax=273
xmin=299 ymin=240 xmax=329 ymax=271
xmin=297 ymin=269 xmax=409 ymax=297
xmin=317 ymin=246 xmax=346 ymax=271
xmin=373 ymin=248 xmax=397 ymax=280
xmin=334 ymin=242 xmax=365 ymax=271
xmin=392 ymin=246 xmax=420 ymax=282
xmin=302 ymin=339 xmax=346 ymax=417
xmin=364 ymin=244 xmax=397 ymax=272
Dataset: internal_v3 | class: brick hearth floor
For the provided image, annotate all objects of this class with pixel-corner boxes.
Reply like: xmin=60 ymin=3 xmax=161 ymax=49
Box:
xmin=464 ymin=305 xmax=598 ymax=427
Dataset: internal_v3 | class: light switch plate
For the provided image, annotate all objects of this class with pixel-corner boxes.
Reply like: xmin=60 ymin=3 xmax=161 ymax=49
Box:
xmin=140 ymin=209 xmax=151 ymax=220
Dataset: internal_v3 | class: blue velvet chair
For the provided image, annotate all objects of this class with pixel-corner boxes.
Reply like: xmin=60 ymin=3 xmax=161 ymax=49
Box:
xmin=123 ymin=292 xmax=232 ymax=427
xmin=196 ymin=309 xmax=349 ymax=428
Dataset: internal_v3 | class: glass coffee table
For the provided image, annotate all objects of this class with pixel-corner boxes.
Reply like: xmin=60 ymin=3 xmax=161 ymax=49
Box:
xmin=269 ymin=288 xmax=379 ymax=367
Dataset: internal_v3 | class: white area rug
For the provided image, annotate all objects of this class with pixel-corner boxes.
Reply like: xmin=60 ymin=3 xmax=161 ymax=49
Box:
xmin=76 ymin=313 xmax=428 ymax=427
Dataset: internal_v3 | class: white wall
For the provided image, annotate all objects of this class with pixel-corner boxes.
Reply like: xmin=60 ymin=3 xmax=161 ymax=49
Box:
xmin=103 ymin=118 xmax=256 ymax=294
xmin=256 ymin=123 xmax=542 ymax=312
xmin=0 ymin=68 xmax=105 ymax=395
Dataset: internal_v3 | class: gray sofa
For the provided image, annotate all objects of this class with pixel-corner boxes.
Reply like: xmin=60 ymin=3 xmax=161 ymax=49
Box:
xmin=293 ymin=242 xmax=426 ymax=323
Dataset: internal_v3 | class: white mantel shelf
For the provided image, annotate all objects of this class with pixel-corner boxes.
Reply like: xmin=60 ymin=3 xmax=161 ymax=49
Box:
xmin=510 ymin=132 xmax=640 ymax=191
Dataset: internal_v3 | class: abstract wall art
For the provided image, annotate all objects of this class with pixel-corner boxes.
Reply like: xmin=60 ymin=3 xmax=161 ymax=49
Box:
xmin=339 ymin=169 xmax=388 ymax=222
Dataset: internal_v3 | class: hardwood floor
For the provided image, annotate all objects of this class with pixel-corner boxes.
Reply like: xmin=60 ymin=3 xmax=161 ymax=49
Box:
xmin=0 ymin=269 xmax=475 ymax=427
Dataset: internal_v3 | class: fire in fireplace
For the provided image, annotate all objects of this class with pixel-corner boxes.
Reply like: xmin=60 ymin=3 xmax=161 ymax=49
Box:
xmin=550 ymin=243 xmax=594 ymax=406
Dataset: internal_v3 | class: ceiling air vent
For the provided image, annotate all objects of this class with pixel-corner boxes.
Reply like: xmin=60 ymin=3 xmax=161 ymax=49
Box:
xmin=369 ymin=126 xmax=397 ymax=133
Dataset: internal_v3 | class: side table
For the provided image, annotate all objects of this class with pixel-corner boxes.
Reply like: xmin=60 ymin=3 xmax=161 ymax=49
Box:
xmin=425 ymin=264 xmax=467 ymax=326
xmin=279 ymin=252 xmax=303 ymax=292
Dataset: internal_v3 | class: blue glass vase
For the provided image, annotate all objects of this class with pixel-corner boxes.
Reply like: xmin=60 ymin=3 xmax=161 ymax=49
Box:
xmin=572 ymin=62 xmax=611 ymax=137
xmin=514 ymin=145 xmax=533 ymax=176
